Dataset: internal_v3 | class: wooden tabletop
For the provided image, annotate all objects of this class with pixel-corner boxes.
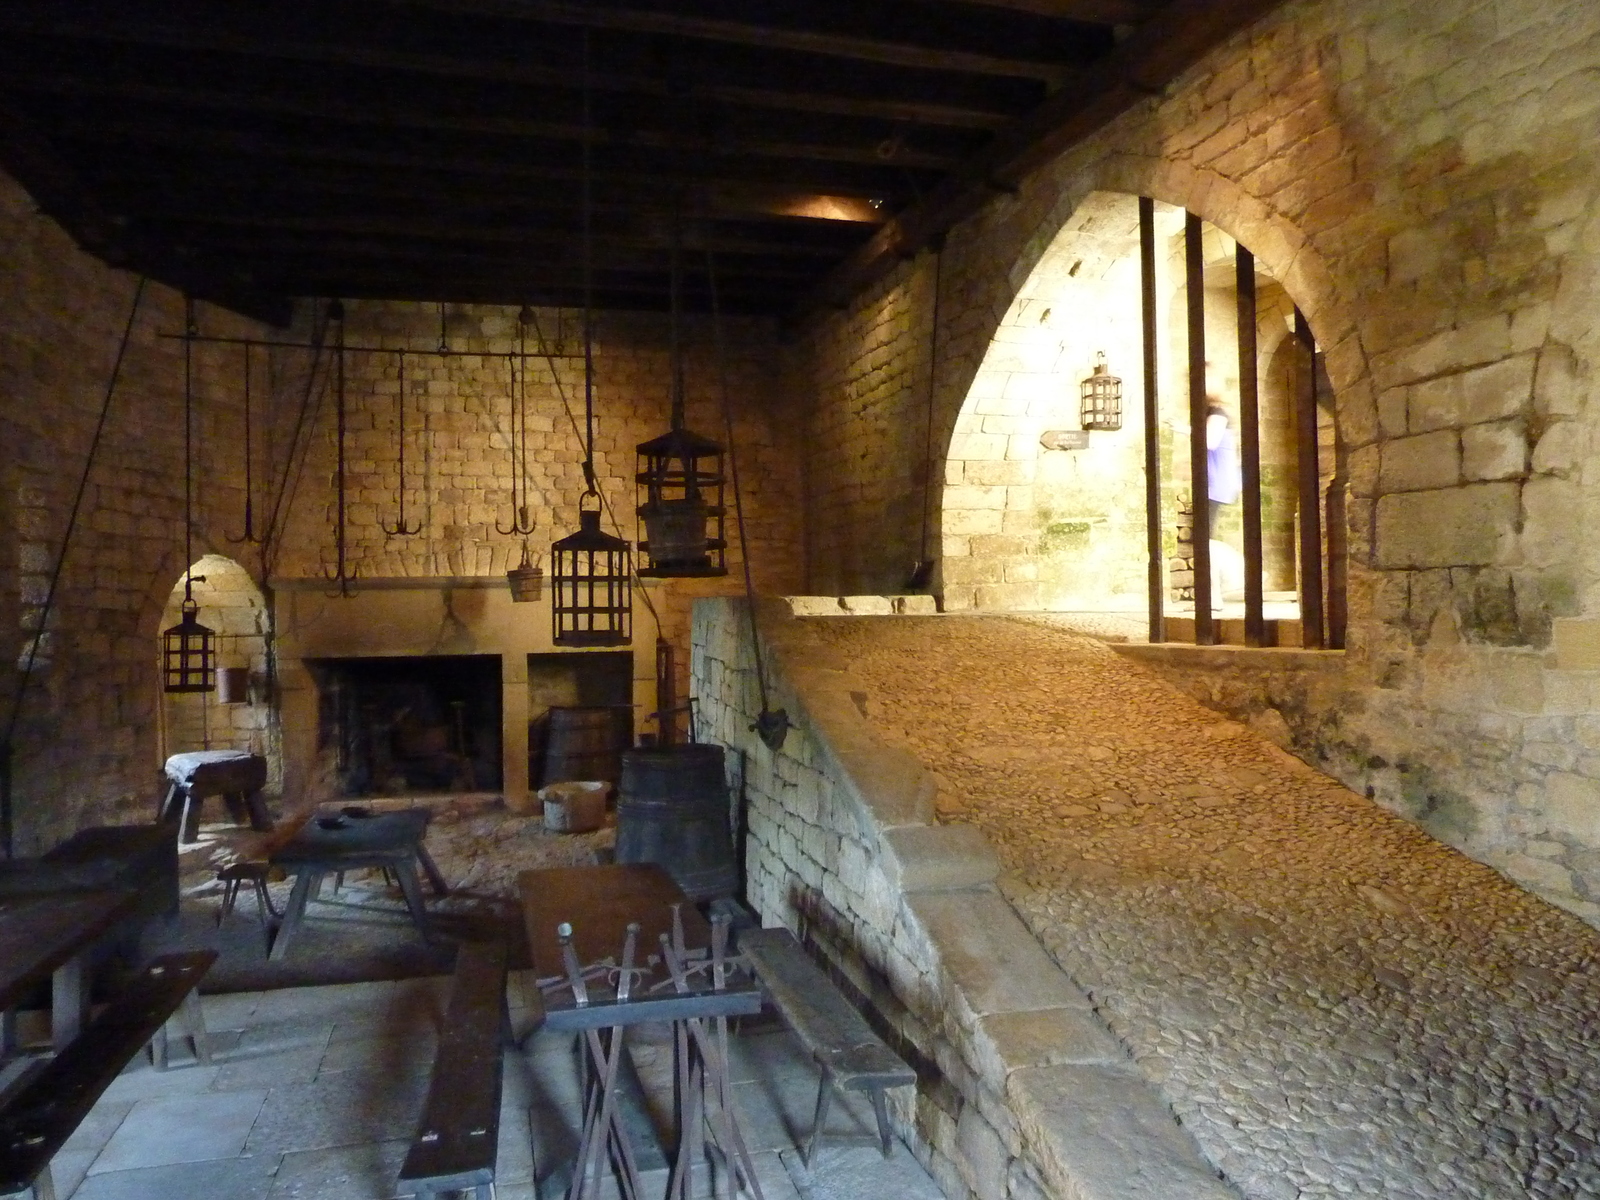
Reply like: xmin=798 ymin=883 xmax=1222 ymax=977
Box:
xmin=516 ymin=863 xmax=711 ymax=981
xmin=0 ymin=890 xmax=139 ymax=1012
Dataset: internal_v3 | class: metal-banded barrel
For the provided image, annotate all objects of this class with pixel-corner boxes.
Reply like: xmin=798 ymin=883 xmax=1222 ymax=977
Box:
xmin=615 ymin=743 xmax=736 ymax=900
xmin=542 ymin=706 xmax=630 ymax=788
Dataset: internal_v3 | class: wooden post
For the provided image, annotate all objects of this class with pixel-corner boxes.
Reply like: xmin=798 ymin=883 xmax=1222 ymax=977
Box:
xmin=1186 ymin=213 xmax=1213 ymax=644
xmin=1141 ymin=198 xmax=1164 ymax=644
xmin=1294 ymin=308 xmax=1325 ymax=649
xmin=1236 ymin=244 xmax=1264 ymax=647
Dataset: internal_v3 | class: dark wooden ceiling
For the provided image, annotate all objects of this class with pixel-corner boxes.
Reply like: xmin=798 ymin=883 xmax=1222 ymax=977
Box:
xmin=0 ymin=0 xmax=1280 ymax=322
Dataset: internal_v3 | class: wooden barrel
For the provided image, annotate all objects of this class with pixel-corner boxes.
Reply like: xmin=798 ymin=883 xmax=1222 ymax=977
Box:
xmin=541 ymin=706 xmax=630 ymax=788
xmin=615 ymin=744 xmax=736 ymax=900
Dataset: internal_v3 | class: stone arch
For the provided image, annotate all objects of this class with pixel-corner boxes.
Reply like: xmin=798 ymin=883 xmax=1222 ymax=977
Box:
xmin=156 ymin=553 xmax=281 ymax=791
xmin=938 ymin=160 xmax=1367 ymax=614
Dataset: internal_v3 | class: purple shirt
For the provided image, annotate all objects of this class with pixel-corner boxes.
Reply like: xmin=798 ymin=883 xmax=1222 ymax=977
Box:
xmin=1208 ymin=422 xmax=1241 ymax=505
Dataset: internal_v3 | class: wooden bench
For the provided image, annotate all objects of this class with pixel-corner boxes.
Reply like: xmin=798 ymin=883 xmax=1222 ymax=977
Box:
xmin=0 ymin=950 xmax=217 ymax=1200
xmin=738 ymin=927 xmax=917 ymax=1166
xmin=399 ymin=940 xmax=509 ymax=1200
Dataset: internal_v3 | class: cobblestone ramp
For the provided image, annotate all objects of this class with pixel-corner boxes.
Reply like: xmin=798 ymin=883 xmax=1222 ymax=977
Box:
xmin=808 ymin=615 xmax=1600 ymax=1200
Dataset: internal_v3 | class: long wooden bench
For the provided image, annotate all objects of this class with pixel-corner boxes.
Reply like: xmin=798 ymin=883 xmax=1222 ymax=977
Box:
xmin=399 ymin=940 xmax=509 ymax=1200
xmin=0 ymin=950 xmax=217 ymax=1200
xmin=738 ymin=927 xmax=917 ymax=1166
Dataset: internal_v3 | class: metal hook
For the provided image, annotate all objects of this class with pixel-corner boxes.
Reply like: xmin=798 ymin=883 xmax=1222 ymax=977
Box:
xmin=497 ymin=348 xmax=537 ymax=535
xmin=324 ymin=300 xmax=360 ymax=597
xmin=382 ymin=350 xmax=422 ymax=536
xmin=226 ymin=342 xmax=264 ymax=544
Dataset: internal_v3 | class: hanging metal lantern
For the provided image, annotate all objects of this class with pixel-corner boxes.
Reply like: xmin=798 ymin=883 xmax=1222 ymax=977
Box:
xmin=551 ymin=495 xmax=632 ymax=646
xmin=1080 ymin=351 xmax=1123 ymax=431
xmin=163 ymin=598 xmax=216 ymax=693
xmin=636 ymin=426 xmax=727 ymax=577
xmin=507 ymin=540 xmax=544 ymax=603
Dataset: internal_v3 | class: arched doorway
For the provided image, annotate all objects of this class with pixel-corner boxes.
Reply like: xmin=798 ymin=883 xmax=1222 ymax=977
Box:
xmin=156 ymin=554 xmax=282 ymax=790
xmin=941 ymin=191 xmax=1344 ymax=647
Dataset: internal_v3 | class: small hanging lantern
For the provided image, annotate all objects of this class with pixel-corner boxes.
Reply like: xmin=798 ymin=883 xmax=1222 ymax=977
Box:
xmin=636 ymin=426 xmax=727 ymax=577
xmin=507 ymin=540 xmax=544 ymax=603
xmin=163 ymin=597 xmax=215 ymax=693
xmin=164 ymin=299 xmax=216 ymax=694
xmin=1080 ymin=351 xmax=1123 ymax=431
xmin=551 ymin=494 xmax=632 ymax=646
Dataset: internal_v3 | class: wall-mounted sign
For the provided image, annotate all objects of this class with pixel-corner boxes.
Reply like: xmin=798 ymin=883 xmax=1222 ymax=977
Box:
xmin=1039 ymin=430 xmax=1091 ymax=451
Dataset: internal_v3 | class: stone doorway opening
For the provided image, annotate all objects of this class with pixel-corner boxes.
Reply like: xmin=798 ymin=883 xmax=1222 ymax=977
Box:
xmin=308 ymin=653 xmax=503 ymax=797
xmin=155 ymin=553 xmax=282 ymax=789
xmin=941 ymin=191 xmax=1342 ymax=647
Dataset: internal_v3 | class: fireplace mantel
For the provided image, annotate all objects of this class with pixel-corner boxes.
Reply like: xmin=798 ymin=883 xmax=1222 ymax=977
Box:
xmin=271 ymin=578 xmax=657 ymax=812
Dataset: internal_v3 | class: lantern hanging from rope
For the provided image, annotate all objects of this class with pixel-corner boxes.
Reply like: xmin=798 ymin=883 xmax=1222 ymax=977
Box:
xmin=551 ymin=27 xmax=632 ymax=647
xmin=163 ymin=298 xmax=216 ymax=693
xmin=1080 ymin=351 xmax=1123 ymax=431
xmin=635 ymin=206 xmax=727 ymax=578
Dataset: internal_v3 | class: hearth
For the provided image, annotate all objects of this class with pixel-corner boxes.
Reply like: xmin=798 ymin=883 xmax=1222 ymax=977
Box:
xmin=310 ymin=655 xmax=503 ymax=796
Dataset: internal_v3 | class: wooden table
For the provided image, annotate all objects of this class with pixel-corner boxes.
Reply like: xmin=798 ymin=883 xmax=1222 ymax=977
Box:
xmin=268 ymin=810 xmax=447 ymax=961
xmin=517 ymin=864 xmax=766 ymax=1200
xmin=0 ymin=890 xmax=139 ymax=1051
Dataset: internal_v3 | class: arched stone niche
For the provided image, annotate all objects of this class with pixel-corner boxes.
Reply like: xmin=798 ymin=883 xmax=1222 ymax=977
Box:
xmin=156 ymin=553 xmax=282 ymax=792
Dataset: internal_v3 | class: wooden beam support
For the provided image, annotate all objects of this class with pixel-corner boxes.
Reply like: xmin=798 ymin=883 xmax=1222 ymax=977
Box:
xmin=0 ymin=9 xmax=1022 ymax=133
xmin=1294 ymin=307 xmax=1324 ymax=650
xmin=1140 ymin=196 xmax=1163 ymax=645
xmin=1186 ymin=211 xmax=1213 ymax=646
xmin=929 ymin=0 xmax=1159 ymax=22
xmin=387 ymin=0 xmax=1074 ymax=82
xmin=1236 ymin=242 xmax=1264 ymax=648
xmin=808 ymin=0 xmax=1288 ymax=313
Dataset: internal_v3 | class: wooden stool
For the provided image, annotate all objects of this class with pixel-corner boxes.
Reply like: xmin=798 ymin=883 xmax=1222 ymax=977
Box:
xmin=217 ymin=861 xmax=280 ymax=952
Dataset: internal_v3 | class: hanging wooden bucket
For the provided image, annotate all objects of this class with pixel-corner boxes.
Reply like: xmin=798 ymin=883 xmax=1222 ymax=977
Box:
xmin=507 ymin=564 xmax=544 ymax=602
xmin=615 ymin=743 xmax=736 ymax=900
xmin=541 ymin=706 xmax=630 ymax=787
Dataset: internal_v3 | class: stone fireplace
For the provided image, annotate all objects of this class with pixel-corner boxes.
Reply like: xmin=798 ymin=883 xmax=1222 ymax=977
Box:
xmin=273 ymin=577 xmax=659 ymax=812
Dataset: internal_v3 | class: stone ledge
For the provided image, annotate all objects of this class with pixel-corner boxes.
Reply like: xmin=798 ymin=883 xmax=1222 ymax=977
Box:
xmin=1114 ymin=642 xmax=1346 ymax=671
xmin=1009 ymin=1064 xmax=1241 ymax=1200
xmin=886 ymin=826 xmax=1002 ymax=894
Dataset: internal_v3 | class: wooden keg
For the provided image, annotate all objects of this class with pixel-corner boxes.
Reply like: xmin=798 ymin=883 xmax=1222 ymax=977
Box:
xmin=615 ymin=743 xmax=736 ymax=900
xmin=541 ymin=705 xmax=630 ymax=787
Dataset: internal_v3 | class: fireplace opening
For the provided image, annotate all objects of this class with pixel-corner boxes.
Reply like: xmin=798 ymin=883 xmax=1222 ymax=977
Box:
xmin=311 ymin=655 xmax=503 ymax=796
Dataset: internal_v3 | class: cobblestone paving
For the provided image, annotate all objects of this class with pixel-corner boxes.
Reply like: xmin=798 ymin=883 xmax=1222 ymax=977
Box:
xmin=809 ymin=615 xmax=1600 ymax=1200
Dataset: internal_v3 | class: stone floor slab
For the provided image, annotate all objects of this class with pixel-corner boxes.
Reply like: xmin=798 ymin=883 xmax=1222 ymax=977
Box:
xmin=89 ymin=1090 xmax=268 ymax=1173
xmin=71 ymin=1155 xmax=280 ymax=1200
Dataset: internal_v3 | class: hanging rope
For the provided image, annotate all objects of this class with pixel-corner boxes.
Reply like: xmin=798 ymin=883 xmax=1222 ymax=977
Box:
xmin=226 ymin=342 xmax=263 ymax=543
xmin=496 ymin=334 xmax=535 ymax=534
xmin=1 ymin=275 xmax=147 ymax=855
xmin=182 ymin=298 xmax=197 ymax=602
xmin=260 ymin=300 xmax=333 ymax=577
xmin=323 ymin=302 xmax=357 ymax=595
xmin=705 ymin=251 xmax=788 ymax=751
xmin=580 ymin=25 xmax=598 ymax=499
xmin=909 ymin=243 xmax=943 ymax=590
xmin=383 ymin=350 xmax=422 ymax=535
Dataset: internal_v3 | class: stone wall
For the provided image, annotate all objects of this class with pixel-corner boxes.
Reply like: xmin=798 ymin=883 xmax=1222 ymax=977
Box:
xmin=694 ymin=597 xmax=1238 ymax=1200
xmin=790 ymin=0 xmax=1600 ymax=922
xmin=0 ymin=170 xmax=270 ymax=851
xmin=0 ymin=164 xmax=805 ymax=850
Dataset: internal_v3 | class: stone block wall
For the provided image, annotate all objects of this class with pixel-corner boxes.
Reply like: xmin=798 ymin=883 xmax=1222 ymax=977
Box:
xmin=694 ymin=597 xmax=1238 ymax=1200
xmin=788 ymin=0 xmax=1600 ymax=922
xmin=0 ymin=170 xmax=270 ymax=851
xmin=0 ymin=165 xmax=804 ymax=850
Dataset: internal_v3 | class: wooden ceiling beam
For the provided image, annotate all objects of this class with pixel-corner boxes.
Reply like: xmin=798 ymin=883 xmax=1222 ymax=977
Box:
xmin=809 ymin=0 xmax=1288 ymax=313
xmin=83 ymin=159 xmax=888 ymax=228
xmin=0 ymin=9 xmax=1023 ymax=131
xmin=924 ymin=0 xmax=1158 ymax=24
xmin=5 ymin=72 xmax=967 ymax=172
xmin=50 ymin=116 xmax=925 ymax=203
xmin=383 ymin=0 xmax=1074 ymax=83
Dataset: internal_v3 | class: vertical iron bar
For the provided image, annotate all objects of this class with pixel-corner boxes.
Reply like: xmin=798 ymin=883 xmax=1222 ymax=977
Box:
xmin=1236 ymin=245 xmax=1264 ymax=647
xmin=1139 ymin=198 xmax=1163 ymax=644
xmin=1294 ymin=308 xmax=1325 ymax=648
xmin=1185 ymin=212 xmax=1213 ymax=644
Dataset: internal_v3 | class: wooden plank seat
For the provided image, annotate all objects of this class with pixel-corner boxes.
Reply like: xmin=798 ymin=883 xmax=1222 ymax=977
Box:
xmin=399 ymin=940 xmax=510 ymax=1200
xmin=738 ymin=927 xmax=917 ymax=1166
xmin=0 ymin=950 xmax=217 ymax=1200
